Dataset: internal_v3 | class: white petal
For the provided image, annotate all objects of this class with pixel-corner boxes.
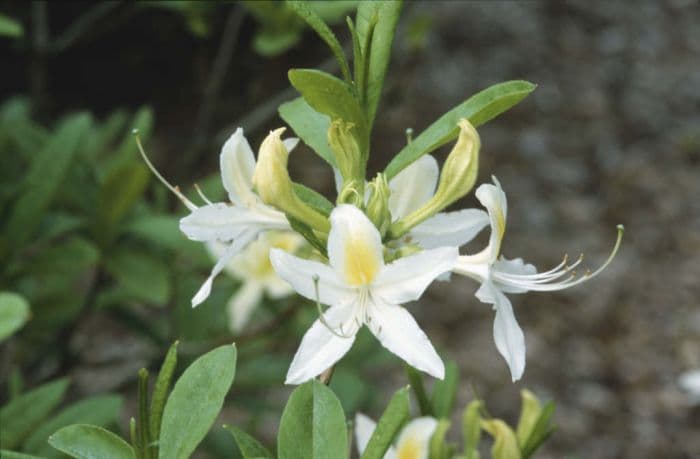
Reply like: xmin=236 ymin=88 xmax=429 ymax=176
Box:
xmin=394 ymin=417 xmax=438 ymax=459
xmin=354 ymin=413 xmax=376 ymax=456
xmin=180 ymin=203 xmax=286 ymax=242
xmin=679 ymin=370 xmax=700 ymax=397
xmin=453 ymin=258 xmax=490 ymax=284
xmin=373 ymin=247 xmax=457 ymax=304
xmin=410 ymin=209 xmax=490 ymax=249
xmin=328 ymin=205 xmax=384 ymax=286
xmin=220 ymin=128 xmax=257 ymax=206
xmin=493 ymin=257 xmax=537 ymax=294
xmin=388 ymin=155 xmax=439 ymax=220
xmin=227 ymin=282 xmax=263 ymax=333
xmin=264 ymin=276 xmax=295 ymax=299
xmin=367 ymin=300 xmax=445 ymax=379
xmin=283 ymin=137 xmax=299 ymax=153
xmin=476 ymin=281 xmax=525 ymax=381
xmin=269 ymin=248 xmax=352 ymax=306
xmin=474 ymin=177 xmax=508 ymax=262
xmin=191 ymin=231 xmax=257 ymax=307
xmin=285 ymin=302 xmax=358 ymax=384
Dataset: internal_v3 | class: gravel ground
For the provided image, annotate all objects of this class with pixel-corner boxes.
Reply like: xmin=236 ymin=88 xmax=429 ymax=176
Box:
xmin=358 ymin=1 xmax=700 ymax=458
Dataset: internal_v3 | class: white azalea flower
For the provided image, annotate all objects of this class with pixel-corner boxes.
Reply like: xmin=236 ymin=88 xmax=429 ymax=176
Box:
xmin=178 ymin=128 xmax=300 ymax=307
xmin=679 ymin=369 xmax=700 ymax=404
xmin=388 ymin=155 xmax=490 ymax=249
xmin=355 ymin=413 xmax=437 ymax=459
xmin=208 ymin=231 xmax=304 ymax=333
xmin=269 ymin=204 xmax=457 ymax=384
xmin=453 ymin=177 xmax=623 ymax=381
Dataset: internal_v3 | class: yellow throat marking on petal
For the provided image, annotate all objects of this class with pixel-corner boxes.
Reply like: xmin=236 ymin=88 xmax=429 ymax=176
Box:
xmin=343 ymin=234 xmax=379 ymax=286
xmin=396 ymin=437 xmax=422 ymax=459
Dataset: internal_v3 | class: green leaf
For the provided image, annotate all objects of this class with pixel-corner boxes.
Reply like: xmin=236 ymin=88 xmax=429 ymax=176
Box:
xmin=23 ymin=395 xmax=123 ymax=457
xmin=520 ymin=402 xmax=555 ymax=459
xmin=384 ymin=80 xmax=536 ymax=179
xmin=158 ymin=344 xmax=237 ymax=459
xmin=279 ymin=98 xmax=335 ymax=167
xmin=93 ymin=161 xmax=150 ymax=245
xmin=103 ymin=249 xmax=171 ymax=305
xmin=2 ymin=114 xmax=90 ymax=253
xmin=0 ymin=14 xmax=23 ymax=38
xmin=359 ymin=386 xmax=410 ymax=459
xmin=431 ymin=360 xmax=458 ymax=418
xmin=278 ymin=380 xmax=348 ymax=459
xmin=288 ymin=69 xmax=364 ymax=133
xmin=293 ymin=183 xmax=333 ymax=216
xmin=0 ymin=450 xmax=46 ymax=459
xmin=404 ymin=365 xmax=432 ymax=416
xmin=149 ymin=341 xmax=179 ymax=441
xmin=48 ymin=424 xmax=135 ymax=459
xmin=355 ymin=1 xmax=402 ymax=126
xmin=125 ymin=214 xmax=189 ymax=252
xmin=0 ymin=379 xmax=70 ymax=450
xmin=0 ymin=292 xmax=30 ymax=341
xmin=286 ymin=215 xmax=327 ymax=256
xmin=288 ymin=1 xmax=351 ymax=83
xmin=224 ymin=425 xmax=273 ymax=459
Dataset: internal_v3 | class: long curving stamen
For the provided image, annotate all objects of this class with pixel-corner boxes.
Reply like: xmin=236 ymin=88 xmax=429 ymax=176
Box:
xmin=194 ymin=183 xmax=214 ymax=206
xmin=134 ymin=130 xmax=197 ymax=211
xmin=312 ymin=275 xmax=355 ymax=339
xmin=495 ymin=225 xmax=624 ymax=292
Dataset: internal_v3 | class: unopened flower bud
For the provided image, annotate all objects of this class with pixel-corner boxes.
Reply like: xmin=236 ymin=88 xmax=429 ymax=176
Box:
xmin=481 ymin=419 xmax=521 ymax=459
xmin=253 ymin=128 xmax=329 ymax=232
xmin=388 ymin=119 xmax=480 ymax=239
xmin=337 ymin=179 xmax=363 ymax=206
xmin=328 ymin=120 xmax=362 ymax=184
xmin=365 ymin=173 xmax=391 ymax=237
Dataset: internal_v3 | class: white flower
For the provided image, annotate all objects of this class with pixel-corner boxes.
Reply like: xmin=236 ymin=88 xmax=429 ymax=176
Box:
xmin=355 ymin=413 xmax=437 ymax=459
xmin=679 ymin=369 xmax=700 ymax=403
xmin=388 ymin=155 xmax=490 ymax=249
xmin=208 ymin=231 xmax=304 ymax=333
xmin=270 ymin=204 xmax=457 ymax=384
xmin=178 ymin=128 xmax=299 ymax=307
xmin=453 ymin=177 xmax=623 ymax=381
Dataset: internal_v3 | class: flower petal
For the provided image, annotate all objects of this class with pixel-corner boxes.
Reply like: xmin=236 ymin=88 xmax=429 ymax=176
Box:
xmin=328 ymin=204 xmax=384 ymax=286
xmin=354 ymin=413 xmax=377 ymax=456
xmin=388 ymin=155 xmax=439 ymax=220
xmin=367 ymin=300 xmax=445 ymax=379
xmin=220 ymin=128 xmax=257 ymax=206
xmin=394 ymin=417 xmax=438 ymax=459
xmin=227 ymin=281 xmax=263 ymax=332
xmin=475 ymin=177 xmax=508 ymax=262
xmin=410 ymin=209 xmax=490 ymax=249
xmin=191 ymin=231 xmax=258 ymax=307
xmin=374 ymin=246 xmax=457 ymax=305
xmin=269 ymin=248 xmax=352 ymax=306
xmin=476 ymin=281 xmax=525 ymax=381
xmin=180 ymin=203 xmax=287 ymax=242
xmin=285 ymin=302 xmax=358 ymax=384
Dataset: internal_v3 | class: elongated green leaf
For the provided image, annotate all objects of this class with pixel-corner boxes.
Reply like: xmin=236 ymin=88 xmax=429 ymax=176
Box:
xmin=431 ymin=360 xmax=458 ymax=418
xmin=158 ymin=344 xmax=237 ymax=459
xmin=384 ymin=81 xmax=536 ymax=179
xmin=103 ymin=249 xmax=170 ymax=305
xmin=48 ymin=424 xmax=135 ymax=459
xmin=360 ymin=386 xmax=410 ymax=459
xmin=355 ymin=1 xmax=402 ymax=125
xmin=288 ymin=1 xmax=351 ymax=82
xmin=293 ymin=183 xmax=333 ymax=216
xmin=0 ymin=14 xmax=23 ymax=38
xmin=0 ymin=450 xmax=46 ymax=459
xmin=0 ymin=292 xmax=30 ymax=341
xmin=279 ymin=98 xmax=335 ymax=167
xmin=149 ymin=341 xmax=179 ymax=440
xmin=520 ymin=402 xmax=555 ymax=459
xmin=2 ymin=114 xmax=90 ymax=252
xmin=288 ymin=69 xmax=364 ymax=132
xmin=224 ymin=425 xmax=273 ymax=459
xmin=23 ymin=395 xmax=123 ymax=457
xmin=428 ymin=419 xmax=451 ymax=459
xmin=0 ymin=379 xmax=70 ymax=450
xmin=278 ymin=380 xmax=348 ymax=459
xmin=93 ymin=161 xmax=150 ymax=244
xmin=404 ymin=365 xmax=432 ymax=416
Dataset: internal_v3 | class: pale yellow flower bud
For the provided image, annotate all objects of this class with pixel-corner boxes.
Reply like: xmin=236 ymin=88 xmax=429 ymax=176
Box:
xmin=253 ymin=128 xmax=330 ymax=232
xmin=365 ymin=173 xmax=391 ymax=237
xmin=328 ymin=120 xmax=363 ymax=185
